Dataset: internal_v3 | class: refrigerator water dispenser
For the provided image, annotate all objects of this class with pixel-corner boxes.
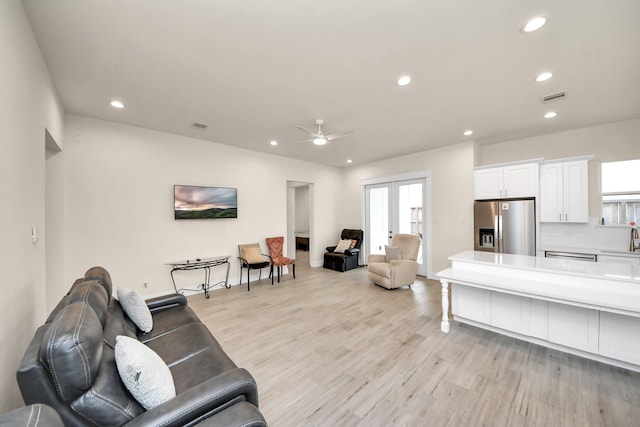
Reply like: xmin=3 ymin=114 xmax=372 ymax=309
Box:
xmin=479 ymin=228 xmax=495 ymax=248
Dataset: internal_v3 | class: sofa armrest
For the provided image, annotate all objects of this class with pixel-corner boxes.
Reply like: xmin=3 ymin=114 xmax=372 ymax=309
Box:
xmin=146 ymin=293 xmax=188 ymax=314
xmin=192 ymin=401 xmax=266 ymax=427
xmin=368 ymin=254 xmax=386 ymax=263
xmin=345 ymin=248 xmax=360 ymax=256
xmin=326 ymin=246 xmax=337 ymax=253
xmin=122 ymin=368 xmax=258 ymax=427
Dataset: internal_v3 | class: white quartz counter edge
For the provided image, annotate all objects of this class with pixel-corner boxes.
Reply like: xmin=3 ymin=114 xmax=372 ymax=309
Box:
xmin=447 ymin=250 xmax=640 ymax=283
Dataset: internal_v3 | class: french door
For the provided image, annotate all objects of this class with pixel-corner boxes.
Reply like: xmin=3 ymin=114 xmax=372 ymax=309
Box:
xmin=365 ymin=178 xmax=426 ymax=276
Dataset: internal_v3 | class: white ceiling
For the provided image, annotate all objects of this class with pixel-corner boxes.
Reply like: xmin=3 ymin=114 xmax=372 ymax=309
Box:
xmin=22 ymin=0 xmax=640 ymax=168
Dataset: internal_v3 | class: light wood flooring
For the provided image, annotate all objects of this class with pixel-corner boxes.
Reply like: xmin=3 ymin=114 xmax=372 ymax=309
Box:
xmin=188 ymin=252 xmax=640 ymax=426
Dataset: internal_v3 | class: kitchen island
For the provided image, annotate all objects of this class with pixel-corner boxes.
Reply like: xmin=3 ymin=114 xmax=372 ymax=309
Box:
xmin=437 ymin=251 xmax=640 ymax=372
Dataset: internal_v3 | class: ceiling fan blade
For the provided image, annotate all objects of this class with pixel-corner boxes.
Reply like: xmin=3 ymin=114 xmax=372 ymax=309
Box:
xmin=295 ymin=126 xmax=318 ymax=137
xmin=325 ymin=131 xmax=354 ymax=141
xmin=295 ymin=138 xmax=314 ymax=144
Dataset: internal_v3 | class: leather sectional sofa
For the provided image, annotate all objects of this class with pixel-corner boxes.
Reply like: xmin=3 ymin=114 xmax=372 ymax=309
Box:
xmin=17 ymin=267 xmax=266 ymax=426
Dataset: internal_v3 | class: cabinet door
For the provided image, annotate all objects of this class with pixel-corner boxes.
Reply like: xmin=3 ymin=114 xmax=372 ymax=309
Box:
xmin=474 ymin=168 xmax=503 ymax=200
xmin=548 ymin=303 xmax=599 ymax=353
xmin=451 ymin=284 xmax=491 ymax=323
xmin=503 ymin=164 xmax=538 ymax=198
xmin=563 ymin=160 xmax=589 ymax=223
xmin=540 ymin=163 xmax=564 ymax=222
xmin=490 ymin=292 xmax=530 ymax=335
xmin=599 ymin=312 xmax=640 ymax=365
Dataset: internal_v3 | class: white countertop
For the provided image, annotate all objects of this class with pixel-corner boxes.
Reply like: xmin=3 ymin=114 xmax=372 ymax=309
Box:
xmin=447 ymin=250 xmax=640 ymax=283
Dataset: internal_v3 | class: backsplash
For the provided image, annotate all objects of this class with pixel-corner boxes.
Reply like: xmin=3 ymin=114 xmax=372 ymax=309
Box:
xmin=540 ymin=217 xmax=632 ymax=252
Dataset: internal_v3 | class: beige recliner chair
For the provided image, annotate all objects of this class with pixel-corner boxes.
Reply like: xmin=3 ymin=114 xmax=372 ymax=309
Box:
xmin=367 ymin=233 xmax=421 ymax=289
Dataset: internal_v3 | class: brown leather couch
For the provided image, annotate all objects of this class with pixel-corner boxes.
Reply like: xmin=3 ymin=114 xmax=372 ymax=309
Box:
xmin=17 ymin=267 xmax=266 ymax=427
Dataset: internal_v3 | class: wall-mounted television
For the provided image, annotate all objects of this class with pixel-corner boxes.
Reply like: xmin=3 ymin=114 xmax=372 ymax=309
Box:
xmin=174 ymin=185 xmax=237 ymax=219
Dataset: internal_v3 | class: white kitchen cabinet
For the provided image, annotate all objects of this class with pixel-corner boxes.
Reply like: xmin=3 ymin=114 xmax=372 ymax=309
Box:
xmin=451 ymin=284 xmax=491 ymax=324
xmin=474 ymin=163 xmax=538 ymax=200
xmin=540 ymin=159 xmax=588 ymax=223
xmin=490 ymin=292 xmax=531 ymax=335
xmin=599 ymin=312 xmax=640 ymax=365
xmin=548 ymin=302 xmax=599 ymax=353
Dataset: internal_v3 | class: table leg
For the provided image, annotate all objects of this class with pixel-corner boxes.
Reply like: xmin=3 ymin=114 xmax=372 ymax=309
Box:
xmin=440 ymin=278 xmax=450 ymax=333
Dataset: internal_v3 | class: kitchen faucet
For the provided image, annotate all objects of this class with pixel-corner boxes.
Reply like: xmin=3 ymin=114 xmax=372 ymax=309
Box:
xmin=631 ymin=226 xmax=640 ymax=252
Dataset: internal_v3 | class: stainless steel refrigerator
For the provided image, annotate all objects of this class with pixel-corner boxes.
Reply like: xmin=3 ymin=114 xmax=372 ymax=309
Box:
xmin=474 ymin=199 xmax=536 ymax=256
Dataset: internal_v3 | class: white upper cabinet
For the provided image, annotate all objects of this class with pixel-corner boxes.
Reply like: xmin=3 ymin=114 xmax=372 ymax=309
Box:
xmin=474 ymin=163 xmax=539 ymax=200
xmin=540 ymin=159 xmax=589 ymax=223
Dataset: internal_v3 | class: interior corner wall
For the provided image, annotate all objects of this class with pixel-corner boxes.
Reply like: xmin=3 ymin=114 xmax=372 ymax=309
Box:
xmin=478 ymin=118 xmax=640 ymax=218
xmin=341 ymin=142 xmax=475 ymax=276
xmin=0 ymin=0 xmax=65 ymax=412
xmin=59 ymin=115 xmax=342 ymax=297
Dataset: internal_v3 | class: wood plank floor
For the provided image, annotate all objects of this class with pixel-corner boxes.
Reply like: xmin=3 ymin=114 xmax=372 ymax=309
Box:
xmin=188 ymin=253 xmax=640 ymax=426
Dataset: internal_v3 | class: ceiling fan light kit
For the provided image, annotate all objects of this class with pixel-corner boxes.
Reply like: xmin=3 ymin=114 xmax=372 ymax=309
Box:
xmin=295 ymin=119 xmax=353 ymax=146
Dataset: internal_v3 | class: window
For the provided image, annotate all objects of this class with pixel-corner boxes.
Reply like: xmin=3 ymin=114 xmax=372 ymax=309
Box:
xmin=601 ymin=159 xmax=640 ymax=225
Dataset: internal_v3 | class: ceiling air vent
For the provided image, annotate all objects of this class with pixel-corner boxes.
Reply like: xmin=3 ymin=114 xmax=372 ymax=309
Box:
xmin=192 ymin=122 xmax=208 ymax=129
xmin=541 ymin=91 xmax=566 ymax=103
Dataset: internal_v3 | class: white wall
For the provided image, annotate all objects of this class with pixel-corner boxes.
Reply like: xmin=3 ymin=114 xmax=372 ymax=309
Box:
xmin=0 ymin=0 xmax=64 ymax=412
xmin=295 ymin=185 xmax=310 ymax=232
xmin=479 ymin=118 xmax=640 ymax=251
xmin=55 ymin=115 xmax=342 ymax=296
xmin=341 ymin=142 xmax=475 ymax=276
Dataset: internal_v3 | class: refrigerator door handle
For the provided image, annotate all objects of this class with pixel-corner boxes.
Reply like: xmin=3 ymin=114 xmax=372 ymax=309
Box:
xmin=494 ymin=215 xmax=500 ymax=252
xmin=497 ymin=215 xmax=503 ymax=252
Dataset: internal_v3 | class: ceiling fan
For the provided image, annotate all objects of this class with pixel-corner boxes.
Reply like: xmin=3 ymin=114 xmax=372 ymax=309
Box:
xmin=296 ymin=119 xmax=353 ymax=145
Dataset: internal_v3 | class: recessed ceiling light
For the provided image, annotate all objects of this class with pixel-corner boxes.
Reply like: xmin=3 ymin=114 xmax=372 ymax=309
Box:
xmin=346 ymin=159 xmax=353 ymax=164
xmin=544 ymin=111 xmax=557 ymax=119
xmin=110 ymin=100 xmax=124 ymax=109
xmin=536 ymin=72 xmax=553 ymax=82
xmin=463 ymin=130 xmax=473 ymax=136
xmin=397 ymin=75 xmax=412 ymax=86
xmin=313 ymin=137 xmax=327 ymax=146
xmin=522 ymin=16 xmax=546 ymax=33
xmin=270 ymin=140 xmax=278 ymax=146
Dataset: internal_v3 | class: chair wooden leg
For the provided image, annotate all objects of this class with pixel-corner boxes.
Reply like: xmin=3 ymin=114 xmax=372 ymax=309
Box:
xmin=271 ymin=265 xmax=274 ymax=285
xmin=293 ymin=263 xmax=296 ymax=279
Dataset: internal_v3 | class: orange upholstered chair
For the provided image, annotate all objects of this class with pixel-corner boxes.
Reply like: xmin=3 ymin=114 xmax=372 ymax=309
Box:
xmin=266 ymin=237 xmax=296 ymax=283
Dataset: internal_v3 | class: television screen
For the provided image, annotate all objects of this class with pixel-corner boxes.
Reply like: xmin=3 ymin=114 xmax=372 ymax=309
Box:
xmin=174 ymin=185 xmax=237 ymax=219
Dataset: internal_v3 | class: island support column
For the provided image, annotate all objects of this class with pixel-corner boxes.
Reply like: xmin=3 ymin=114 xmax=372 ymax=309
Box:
xmin=440 ymin=278 xmax=450 ymax=333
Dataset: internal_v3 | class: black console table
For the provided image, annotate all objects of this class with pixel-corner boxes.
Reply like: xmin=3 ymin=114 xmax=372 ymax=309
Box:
xmin=166 ymin=255 xmax=231 ymax=299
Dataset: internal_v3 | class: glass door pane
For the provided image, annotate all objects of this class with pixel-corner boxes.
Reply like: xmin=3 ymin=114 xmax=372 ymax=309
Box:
xmin=395 ymin=181 xmax=424 ymax=274
xmin=366 ymin=185 xmax=390 ymax=255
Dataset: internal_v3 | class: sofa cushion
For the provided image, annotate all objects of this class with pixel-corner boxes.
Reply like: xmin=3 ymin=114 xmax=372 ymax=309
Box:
xmin=84 ymin=266 xmax=113 ymax=299
xmin=138 ymin=304 xmax=201 ymax=343
xmin=117 ymin=287 xmax=153 ymax=333
xmin=70 ymin=343 xmax=143 ymax=426
xmin=115 ymin=335 xmax=176 ymax=410
xmin=144 ymin=323 xmax=237 ymax=392
xmin=368 ymin=262 xmax=391 ymax=279
xmin=66 ymin=281 xmax=110 ymax=327
xmin=39 ymin=302 xmax=103 ymax=402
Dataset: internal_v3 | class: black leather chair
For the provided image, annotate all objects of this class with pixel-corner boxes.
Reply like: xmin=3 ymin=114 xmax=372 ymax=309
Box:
xmin=323 ymin=229 xmax=363 ymax=272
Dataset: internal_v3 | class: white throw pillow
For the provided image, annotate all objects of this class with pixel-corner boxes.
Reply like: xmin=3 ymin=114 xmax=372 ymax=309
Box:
xmin=115 ymin=335 xmax=176 ymax=410
xmin=117 ymin=287 xmax=153 ymax=333
xmin=334 ymin=239 xmax=352 ymax=253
